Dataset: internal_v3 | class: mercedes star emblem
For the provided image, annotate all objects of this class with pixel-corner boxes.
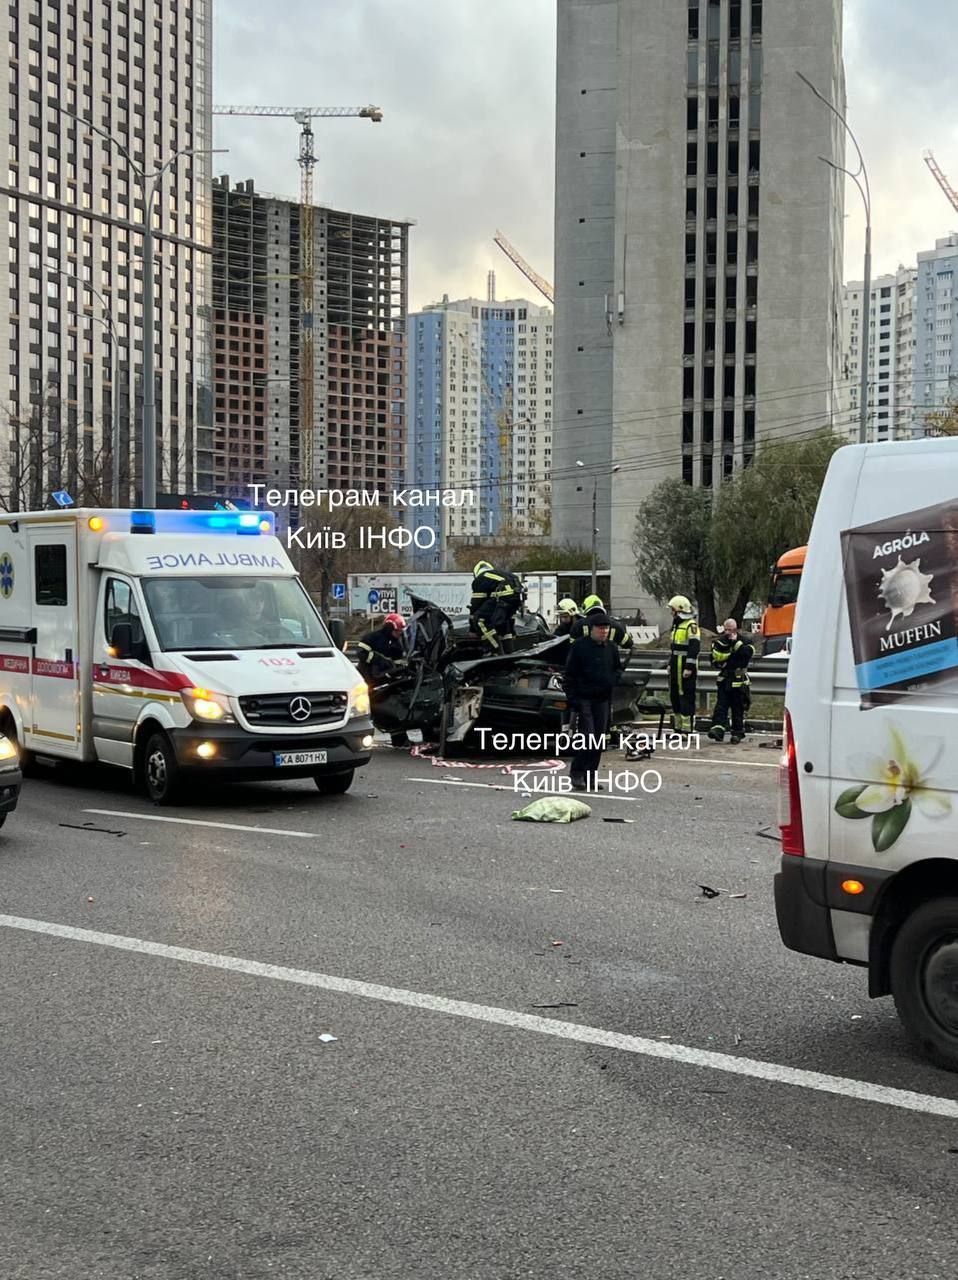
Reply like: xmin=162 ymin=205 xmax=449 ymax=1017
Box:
xmin=289 ymin=695 xmax=312 ymax=722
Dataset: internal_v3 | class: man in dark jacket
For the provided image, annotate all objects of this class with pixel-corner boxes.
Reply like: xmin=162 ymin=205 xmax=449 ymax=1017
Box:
xmin=563 ymin=611 xmax=621 ymax=791
xmin=708 ymin=618 xmax=754 ymax=743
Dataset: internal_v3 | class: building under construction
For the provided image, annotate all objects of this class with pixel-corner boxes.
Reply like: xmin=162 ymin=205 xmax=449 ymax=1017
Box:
xmin=210 ymin=176 xmax=410 ymax=507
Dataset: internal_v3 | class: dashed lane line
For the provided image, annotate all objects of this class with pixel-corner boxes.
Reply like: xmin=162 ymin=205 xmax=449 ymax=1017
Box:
xmin=1 ymin=912 xmax=956 ymax=1120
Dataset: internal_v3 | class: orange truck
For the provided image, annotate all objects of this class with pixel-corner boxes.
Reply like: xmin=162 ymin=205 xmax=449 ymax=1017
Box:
xmin=759 ymin=545 xmax=806 ymax=654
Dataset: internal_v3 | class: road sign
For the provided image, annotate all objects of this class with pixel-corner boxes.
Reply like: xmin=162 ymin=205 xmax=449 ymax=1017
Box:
xmin=368 ymin=588 xmax=398 ymax=616
xmin=333 ymin=583 xmax=346 ymax=601
xmin=51 ymin=490 xmax=74 ymax=508
xmin=367 ymin=590 xmax=380 ymax=605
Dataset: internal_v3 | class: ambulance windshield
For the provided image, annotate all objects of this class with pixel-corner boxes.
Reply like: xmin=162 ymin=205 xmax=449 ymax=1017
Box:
xmin=142 ymin=576 xmax=331 ymax=651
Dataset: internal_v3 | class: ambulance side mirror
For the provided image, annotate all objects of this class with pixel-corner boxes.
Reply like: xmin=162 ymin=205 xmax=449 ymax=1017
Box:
xmin=328 ymin=618 xmax=346 ymax=651
xmin=110 ymin=623 xmax=135 ymax=660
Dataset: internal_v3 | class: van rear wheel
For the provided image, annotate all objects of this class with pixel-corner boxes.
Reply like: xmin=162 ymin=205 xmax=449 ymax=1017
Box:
xmin=890 ymin=898 xmax=958 ymax=1072
xmin=142 ymin=731 xmax=181 ymax=806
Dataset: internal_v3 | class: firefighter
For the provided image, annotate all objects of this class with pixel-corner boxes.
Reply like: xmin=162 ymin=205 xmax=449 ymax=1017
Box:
xmin=357 ymin=613 xmax=410 ymax=747
xmin=553 ymin=598 xmax=580 ymax=637
xmin=708 ymin=618 xmax=754 ymax=743
xmin=573 ymin=594 xmax=635 ymax=663
xmin=469 ymin=560 xmax=523 ymax=653
xmin=668 ymin=594 xmax=700 ymax=733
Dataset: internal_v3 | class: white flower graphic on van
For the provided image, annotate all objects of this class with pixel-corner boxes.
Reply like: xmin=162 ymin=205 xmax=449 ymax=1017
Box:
xmin=835 ymin=724 xmax=952 ymax=853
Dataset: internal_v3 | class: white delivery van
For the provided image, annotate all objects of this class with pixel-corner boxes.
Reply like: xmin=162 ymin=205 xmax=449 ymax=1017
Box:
xmin=775 ymin=437 xmax=958 ymax=1068
xmin=0 ymin=508 xmax=374 ymax=804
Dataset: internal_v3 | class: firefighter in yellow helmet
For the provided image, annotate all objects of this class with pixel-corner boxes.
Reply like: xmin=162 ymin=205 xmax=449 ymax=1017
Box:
xmin=553 ymin=598 xmax=580 ymax=637
xmin=469 ymin=560 xmax=523 ymax=653
xmin=668 ymin=594 xmax=700 ymax=733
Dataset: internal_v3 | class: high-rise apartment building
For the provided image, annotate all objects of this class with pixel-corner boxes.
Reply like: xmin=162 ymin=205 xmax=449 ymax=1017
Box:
xmin=913 ymin=234 xmax=958 ymax=434
xmin=554 ymin=0 xmax=846 ymax=617
xmin=842 ymin=267 xmax=917 ymax=441
xmin=211 ymin=177 xmax=409 ymax=510
xmin=0 ymin=0 xmax=214 ymax=508
xmin=407 ymin=295 xmax=553 ymax=567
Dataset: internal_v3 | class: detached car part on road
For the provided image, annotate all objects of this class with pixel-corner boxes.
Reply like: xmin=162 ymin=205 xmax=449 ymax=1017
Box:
xmin=367 ymin=596 xmax=648 ymax=755
xmin=0 ymin=731 xmax=22 ymax=829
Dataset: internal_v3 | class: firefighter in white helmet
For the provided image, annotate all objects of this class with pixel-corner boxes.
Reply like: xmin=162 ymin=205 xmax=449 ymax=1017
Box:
xmin=668 ymin=594 xmax=700 ymax=733
xmin=553 ymin=598 xmax=580 ymax=637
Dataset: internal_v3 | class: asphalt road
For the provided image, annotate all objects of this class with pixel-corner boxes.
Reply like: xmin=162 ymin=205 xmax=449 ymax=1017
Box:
xmin=1 ymin=736 xmax=957 ymax=1279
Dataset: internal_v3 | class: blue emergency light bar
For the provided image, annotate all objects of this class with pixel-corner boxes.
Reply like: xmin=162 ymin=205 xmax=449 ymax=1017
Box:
xmin=129 ymin=510 xmax=275 ymax=536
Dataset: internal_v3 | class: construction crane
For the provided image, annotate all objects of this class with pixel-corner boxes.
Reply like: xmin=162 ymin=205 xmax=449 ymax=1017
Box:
xmin=924 ymin=150 xmax=958 ymax=216
xmin=493 ymin=230 xmax=554 ymax=304
xmin=213 ymin=105 xmax=384 ymax=488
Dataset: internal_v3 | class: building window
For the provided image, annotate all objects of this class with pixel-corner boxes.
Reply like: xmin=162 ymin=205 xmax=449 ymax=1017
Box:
xmin=688 ymin=3 xmax=700 ymax=40
xmin=687 ymin=141 xmax=698 ymax=176
xmin=687 ymin=96 xmax=698 ymax=130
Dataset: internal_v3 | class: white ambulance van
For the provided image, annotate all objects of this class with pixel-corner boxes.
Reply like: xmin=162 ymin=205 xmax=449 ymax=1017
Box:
xmin=0 ymin=507 xmax=374 ymax=804
xmin=775 ymin=437 xmax=958 ymax=1069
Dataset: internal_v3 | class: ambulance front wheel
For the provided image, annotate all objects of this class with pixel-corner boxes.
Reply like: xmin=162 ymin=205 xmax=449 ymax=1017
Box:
xmin=142 ymin=730 xmax=181 ymax=806
xmin=313 ymin=768 xmax=354 ymax=795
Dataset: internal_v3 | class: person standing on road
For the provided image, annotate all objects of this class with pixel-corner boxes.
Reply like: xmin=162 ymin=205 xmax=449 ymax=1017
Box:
xmin=668 ymin=594 xmax=700 ymax=733
xmin=563 ymin=611 xmax=622 ymax=791
xmin=708 ymin=618 xmax=754 ymax=743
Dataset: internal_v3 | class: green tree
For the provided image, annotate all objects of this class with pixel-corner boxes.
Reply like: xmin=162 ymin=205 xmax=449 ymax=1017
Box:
xmin=925 ymin=398 xmax=958 ymax=437
xmin=632 ymin=478 xmax=718 ymax=630
xmin=712 ymin=428 xmax=846 ymax=616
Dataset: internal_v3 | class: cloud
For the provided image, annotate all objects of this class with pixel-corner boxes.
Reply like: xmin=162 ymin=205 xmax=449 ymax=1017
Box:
xmin=843 ymin=0 xmax=958 ymax=277
xmin=213 ymin=0 xmax=557 ymax=310
xmin=214 ymin=0 xmax=956 ymax=310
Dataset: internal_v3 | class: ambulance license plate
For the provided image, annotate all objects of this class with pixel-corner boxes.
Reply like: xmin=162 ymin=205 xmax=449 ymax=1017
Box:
xmin=274 ymin=750 xmax=327 ymax=768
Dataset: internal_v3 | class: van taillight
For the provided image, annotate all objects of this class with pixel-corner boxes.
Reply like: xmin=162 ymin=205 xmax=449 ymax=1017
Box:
xmin=779 ymin=709 xmax=805 ymax=856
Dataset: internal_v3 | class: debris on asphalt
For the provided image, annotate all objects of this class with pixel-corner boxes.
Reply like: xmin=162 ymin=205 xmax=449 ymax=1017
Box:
xmin=697 ymin=885 xmax=748 ymax=900
xmin=734 ymin=1032 xmax=743 ymax=1046
xmin=512 ymin=797 xmax=591 ymax=823
xmin=602 ymin=817 xmax=635 ymax=824
xmin=60 ymin=821 xmax=125 ymax=837
xmin=531 ymin=1002 xmax=579 ymax=1009
xmin=318 ymin=1034 xmax=338 ymax=1043
xmin=756 ymin=826 xmax=780 ymax=841
xmin=87 ymin=896 xmax=94 ymax=903
xmin=551 ymin=940 xmax=565 ymax=947
xmin=729 ymin=893 xmax=748 ymax=899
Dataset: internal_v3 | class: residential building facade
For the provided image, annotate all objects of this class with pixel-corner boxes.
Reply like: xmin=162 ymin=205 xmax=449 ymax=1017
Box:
xmin=842 ymin=267 xmax=917 ymax=441
xmin=211 ymin=176 xmax=409 ymax=512
xmin=0 ymin=0 xmax=214 ymax=508
xmin=407 ymin=295 xmax=553 ymax=568
xmin=553 ymin=0 xmax=846 ymax=618
xmin=913 ymin=234 xmax=958 ymax=434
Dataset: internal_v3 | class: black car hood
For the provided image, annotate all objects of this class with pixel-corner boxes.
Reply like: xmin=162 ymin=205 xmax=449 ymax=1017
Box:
xmin=444 ymin=633 xmax=571 ymax=685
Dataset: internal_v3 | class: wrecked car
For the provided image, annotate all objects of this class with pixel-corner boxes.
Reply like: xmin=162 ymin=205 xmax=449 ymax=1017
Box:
xmin=367 ymin=596 xmax=650 ymax=755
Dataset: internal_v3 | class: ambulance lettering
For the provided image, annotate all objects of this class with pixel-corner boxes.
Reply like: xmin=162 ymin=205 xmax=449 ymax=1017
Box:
xmin=145 ymin=553 xmax=284 ymax=571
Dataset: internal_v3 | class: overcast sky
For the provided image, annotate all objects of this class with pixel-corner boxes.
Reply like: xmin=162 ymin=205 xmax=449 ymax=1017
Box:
xmin=213 ymin=0 xmax=958 ymax=310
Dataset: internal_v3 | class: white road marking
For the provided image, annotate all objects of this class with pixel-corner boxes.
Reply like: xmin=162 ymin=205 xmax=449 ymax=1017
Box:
xmin=405 ymin=777 xmax=638 ymax=803
xmin=677 ymin=757 xmax=778 ymax=769
xmin=83 ymin=809 xmax=316 ymax=839
xmin=2 ymin=911 xmax=956 ymax=1120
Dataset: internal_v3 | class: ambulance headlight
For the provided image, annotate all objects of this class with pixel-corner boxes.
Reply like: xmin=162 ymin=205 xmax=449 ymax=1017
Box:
xmin=348 ymin=681 xmax=371 ymax=718
xmin=181 ymin=687 xmax=234 ymax=723
xmin=0 ymin=734 xmax=17 ymax=764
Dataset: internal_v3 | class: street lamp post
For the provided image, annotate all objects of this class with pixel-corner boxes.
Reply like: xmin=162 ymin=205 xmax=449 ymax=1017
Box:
xmin=52 ymin=268 xmax=121 ymax=506
xmin=796 ymin=71 xmax=872 ymax=445
xmin=576 ymin=460 xmax=621 ymax=600
xmin=60 ymin=108 xmax=224 ymax=505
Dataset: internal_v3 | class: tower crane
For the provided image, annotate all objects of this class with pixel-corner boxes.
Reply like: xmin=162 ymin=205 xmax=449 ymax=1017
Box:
xmin=924 ymin=150 xmax=958 ymax=216
xmin=213 ymin=105 xmax=384 ymax=487
xmin=493 ymin=230 xmax=555 ymax=304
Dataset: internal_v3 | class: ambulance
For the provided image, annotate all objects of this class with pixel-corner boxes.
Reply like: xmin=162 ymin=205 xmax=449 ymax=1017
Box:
xmin=0 ymin=507 xmax=374 ymax=803
xmin=775 ymin=437 xmax=958 ymax=1070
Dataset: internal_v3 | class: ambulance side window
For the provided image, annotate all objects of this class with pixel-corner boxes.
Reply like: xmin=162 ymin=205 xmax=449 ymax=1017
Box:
xmin=104 ymin=579 xmax=144 ymax=647
xmin=35 ymin=545 xmax=68 ymax=606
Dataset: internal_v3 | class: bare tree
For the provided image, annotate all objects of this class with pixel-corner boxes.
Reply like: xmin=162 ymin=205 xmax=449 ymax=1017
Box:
xmin=1 ymin=396 xmax=114 ymax=512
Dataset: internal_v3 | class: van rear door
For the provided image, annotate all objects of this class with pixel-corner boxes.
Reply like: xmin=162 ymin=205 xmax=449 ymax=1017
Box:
xmin=26 ymin=523 xmax=81 ymax=756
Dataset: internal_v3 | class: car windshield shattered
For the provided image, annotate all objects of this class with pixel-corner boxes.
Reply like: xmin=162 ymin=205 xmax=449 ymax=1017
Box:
xmin=367 ymin=595 xmax=649 ymax=754
xmin=142 ymin=576 xmax=332 ymax=651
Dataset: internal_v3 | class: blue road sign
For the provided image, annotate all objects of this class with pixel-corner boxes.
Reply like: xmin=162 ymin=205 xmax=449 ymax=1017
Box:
xmin=333 ymin=583 xmax=346 ymax=601
xmin=51 ymin=490 xmax=74 ymax=508
xmin=367 ymin=590 xmax=379 ymax=605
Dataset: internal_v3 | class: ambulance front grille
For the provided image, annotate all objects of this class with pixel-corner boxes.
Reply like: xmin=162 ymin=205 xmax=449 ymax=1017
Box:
xmin=239 ymin=691 xmax=348 ymax=728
